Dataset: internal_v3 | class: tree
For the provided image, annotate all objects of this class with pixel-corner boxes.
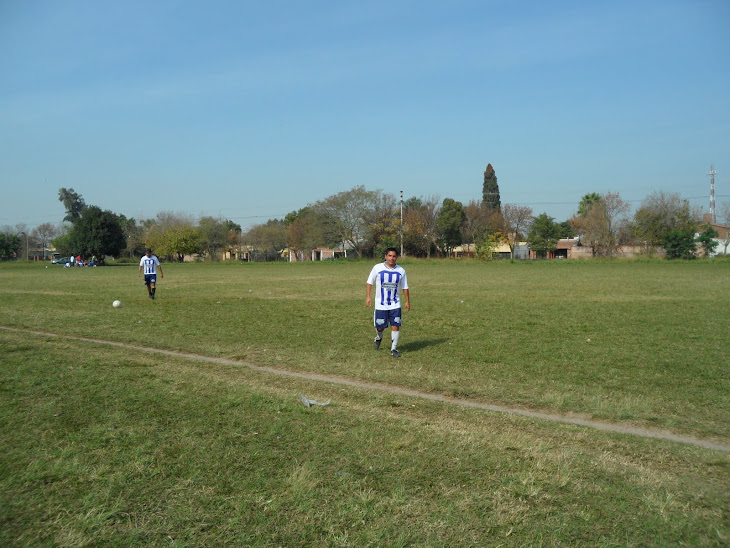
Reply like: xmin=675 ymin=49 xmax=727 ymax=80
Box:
xmin=119 ymin=216 xmax=146 ymax=258
xmin=501 ymin=204 xmax=533 ymax=258
xmin=482 ymin=163 xmax=501 ymax=210
xmin=364 ymin=191 xmax=399 ymax=255
xmin=0 ymin=231 xmax=21 ymax=260
xmin=51 ymin=228 xmax=74 ymax=256
xmin=314 ymin=186 xmax=379 ymax=257
xmin=57 ymin=188 xmax=87 ymax=223
xmin=403 ymin=196 xmax=440 ymax=258
xmin=695 ymin=225 xmax=719 ymax=257
xmin=558 ymin=220 xmax=575 ymax=238
xmin=577 ymin=193 xmax=601 ymax=217
xmin=663 ymin=230 xmax=696 ymax=259
xmin=198 ymin=216 xmax=228 ymax=261
xmin=31 ymin=223 xmax=58 ymax=260
xmin=67 ymin=206 xmax=126 ymax=261
xmin=284 ymin=207 xmax=340 ymax=260
xmin=142 ymin=212 xmax=200 ymax=261
xmin=631 ymin=191 xmax=698 ymax=248
xmin=243 ymin=219 xmax=287 ymax=261
xmin=462 ymin=200 xmax=504 ymax=252
xmin=437 ymin=198 xmax=465 ymax=255
xmin=224 ymin=219 xmax=243 ymax=260
xmin=528 ymin=213 xmax=560 ymax=258
xmin=577 ymin=192 xmax=630 ymax=257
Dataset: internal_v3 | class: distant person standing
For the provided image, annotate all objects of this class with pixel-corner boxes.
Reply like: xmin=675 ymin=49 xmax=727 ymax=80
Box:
xmin=138 ymin=248 xmax=164 ymax=299
xmin=366 ymin=247 xmax=410 ymax=358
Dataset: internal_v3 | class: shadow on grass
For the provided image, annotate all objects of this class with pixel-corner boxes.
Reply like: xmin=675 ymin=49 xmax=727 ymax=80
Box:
xmin=398 ymin=338 xmax=449 ymax=352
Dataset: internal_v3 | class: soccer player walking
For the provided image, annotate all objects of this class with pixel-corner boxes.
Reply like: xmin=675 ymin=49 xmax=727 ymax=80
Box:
xmin=138 ymin=248 xmax=164 ymax=300
xmin=366 ymin=247 xmax=410 ymax=357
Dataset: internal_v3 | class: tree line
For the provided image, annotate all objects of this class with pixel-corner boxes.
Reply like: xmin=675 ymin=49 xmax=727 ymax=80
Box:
xmin=1 ymin=166 xmax=727 ymax=262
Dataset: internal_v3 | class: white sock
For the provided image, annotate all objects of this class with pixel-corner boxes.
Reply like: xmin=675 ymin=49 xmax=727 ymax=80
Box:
xmin=375 ymin=330 xmax=383 ymax=341
xmin=391 ymin=330 xmax=400 ymax=350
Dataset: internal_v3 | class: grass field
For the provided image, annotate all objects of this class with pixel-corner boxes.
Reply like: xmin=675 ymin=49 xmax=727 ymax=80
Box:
xmin=1 ymin=259 xmax=729 ymax=546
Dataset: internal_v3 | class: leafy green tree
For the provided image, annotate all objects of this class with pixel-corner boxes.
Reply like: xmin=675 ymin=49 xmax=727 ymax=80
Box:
xmin=57 ymin=188 xmax=87 ymax=223
xmin=144 ymin=222 xmax=201 ymax=262
xmin=198 ymin=216 xmax=229 ymax=261
xmin=141 ymin=212 xmax=201 ymax=261
xmin=67 ymin=206 xmax=126 ymax=261
xmin=558 ymin=220 xmax=575 ymax=238
xmin=437 ymin=198 xmax=465 ymax=254
xmin=696 ymin=225 xmax=719 ymax=257
xmin=0 ymin=232 xmax=21 ymax=259
xmin=577 ymin=193 xmax=601 ymax=217
xmin=476 ymin=231 xmax=508 ymax=261
xmin=51 ymin=230 xmax=74 ymax=256
xmin=663 ymin=230 xmax=696 ymax=259
xmin=528 ymin=213 xmax=560 ymax=258
xmin=482 ymin=163 xmax=501 ymax=210
xmin=631 ymin=191 xmax=697 ymax=247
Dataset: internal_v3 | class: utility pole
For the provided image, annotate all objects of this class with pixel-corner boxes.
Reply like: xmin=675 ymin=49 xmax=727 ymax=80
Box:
xmin=707 ymin=165 xmax=717 ymax=223
xmin=400 ymin=190 xmax=404 ymax=257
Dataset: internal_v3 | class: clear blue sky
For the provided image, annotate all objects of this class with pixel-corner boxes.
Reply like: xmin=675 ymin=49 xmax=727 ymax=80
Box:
xmin=1 ymin=0 xmax=728 ymax=231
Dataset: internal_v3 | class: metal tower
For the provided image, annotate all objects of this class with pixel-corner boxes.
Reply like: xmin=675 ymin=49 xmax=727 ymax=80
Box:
xmin=707 ymin=165 xmax=717 ymax=223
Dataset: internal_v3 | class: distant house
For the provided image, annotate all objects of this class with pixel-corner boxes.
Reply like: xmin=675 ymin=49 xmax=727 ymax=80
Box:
xmin=286 ymin=244 xmax=351 ymax=262
xmin=450 ymin=242 xmax=528 ymax=259
xmin=451 ymin=244 xmax=476 ymax=258
xmin=697 ymin=213 xmax=730 ymax=256
xmin=530 ymin=238 xmax=582 ymax=259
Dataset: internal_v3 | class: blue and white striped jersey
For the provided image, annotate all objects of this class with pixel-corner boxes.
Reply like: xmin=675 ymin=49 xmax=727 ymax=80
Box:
xmin=367 ymin=262 xmax=408 ymax=311
xmin=139 ymin=254 xmax=160 ymax=275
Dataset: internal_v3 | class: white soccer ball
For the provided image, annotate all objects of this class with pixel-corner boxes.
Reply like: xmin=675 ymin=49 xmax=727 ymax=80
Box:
xmin=112 ymin=300 xmax=122 ymax=308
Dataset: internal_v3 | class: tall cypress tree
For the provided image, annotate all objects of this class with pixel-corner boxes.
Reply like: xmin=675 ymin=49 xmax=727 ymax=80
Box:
xmin=482 ymin=163 xmax=501 ymax=210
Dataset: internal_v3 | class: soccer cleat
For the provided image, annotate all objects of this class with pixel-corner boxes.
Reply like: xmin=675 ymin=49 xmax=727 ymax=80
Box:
xmin=374 ymin=338 xmax=382 ymax=350
xmin=390 ymin=349 xmax=401 ymax=358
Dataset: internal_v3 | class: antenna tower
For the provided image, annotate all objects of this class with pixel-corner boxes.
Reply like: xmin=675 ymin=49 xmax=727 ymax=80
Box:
xmin=707 ymin=165 xmax=717 ymax=223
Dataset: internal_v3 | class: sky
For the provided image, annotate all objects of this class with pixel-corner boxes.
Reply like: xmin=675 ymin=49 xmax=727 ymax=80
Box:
xmin=1 ymin=0 xmax=729 ymax=232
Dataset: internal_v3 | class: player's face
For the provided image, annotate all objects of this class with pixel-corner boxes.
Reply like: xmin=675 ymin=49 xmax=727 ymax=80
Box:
xmin=385 ymin=251 xmax=398 ymax=266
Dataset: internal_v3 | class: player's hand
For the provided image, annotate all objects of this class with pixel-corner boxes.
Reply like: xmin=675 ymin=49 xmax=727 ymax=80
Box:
xmin=405 ymin=302 xmax=410 ymax=312
xmin=366 ymin=297 xmax=371 ymax=307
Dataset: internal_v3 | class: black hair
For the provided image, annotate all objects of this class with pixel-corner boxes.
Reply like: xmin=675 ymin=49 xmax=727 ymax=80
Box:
xmin=384 ymin=247 xmax=399 ymax=257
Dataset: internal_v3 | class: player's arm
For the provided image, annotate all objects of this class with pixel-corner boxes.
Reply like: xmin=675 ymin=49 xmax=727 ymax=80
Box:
xmin=138 ymin=264 xmax=143 ymax=277
xmin=366 ymin=283 xmax=372 ymax=307
xmin=403 ymin=288 xmax=410 ymax=311
xmin=158 ymin=264 xmax=163 ymax=278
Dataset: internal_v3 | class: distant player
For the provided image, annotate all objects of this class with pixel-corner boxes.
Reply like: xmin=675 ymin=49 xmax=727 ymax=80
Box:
xmin=366 ymin=247 xmax=410 ymax=358
xmin=138 ymin=248 xmax=164 ymax=299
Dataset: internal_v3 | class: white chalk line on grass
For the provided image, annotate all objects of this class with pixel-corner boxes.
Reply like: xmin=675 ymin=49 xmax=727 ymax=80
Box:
xmin=3 ymin=325 xmax=729 ymax=453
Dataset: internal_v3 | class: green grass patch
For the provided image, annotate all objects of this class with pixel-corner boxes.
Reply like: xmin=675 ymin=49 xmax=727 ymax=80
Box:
xmin=2 ymin=259 xmax=728 ymax=440
xmin=1 ymin=332 xmax=728 ymax=546
xmin=1 ymin=259 xmax=729 ymax=545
